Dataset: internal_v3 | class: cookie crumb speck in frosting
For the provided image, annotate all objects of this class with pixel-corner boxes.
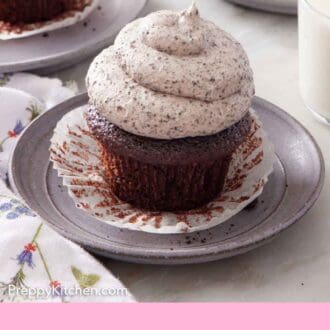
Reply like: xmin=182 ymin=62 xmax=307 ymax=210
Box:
xmin=86 ymin=3 xmax=254 ymax=139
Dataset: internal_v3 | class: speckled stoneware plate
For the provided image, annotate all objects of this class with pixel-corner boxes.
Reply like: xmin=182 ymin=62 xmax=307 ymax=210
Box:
xmin=226 ymin=0 xmax=297 ymax=15
xmin=0 ymin=0 xmax=146 ymax=74
xmin=9 ymin=94 xmax=324 ymax=265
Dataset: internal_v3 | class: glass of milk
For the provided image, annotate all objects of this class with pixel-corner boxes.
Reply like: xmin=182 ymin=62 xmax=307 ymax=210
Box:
xmin=299 ymin=0 xmax=330 ymax=125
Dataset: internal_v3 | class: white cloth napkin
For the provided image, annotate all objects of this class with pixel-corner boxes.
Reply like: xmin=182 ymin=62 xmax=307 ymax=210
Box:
xmin=0 ymin=73 xmax=135 ymax=302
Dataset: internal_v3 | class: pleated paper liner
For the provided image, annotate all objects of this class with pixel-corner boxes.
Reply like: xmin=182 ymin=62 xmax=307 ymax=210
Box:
xmin=50 ymin=107 xmax=275 ymax=234
xmin=0 ymin=0 xmax=99 ymax=40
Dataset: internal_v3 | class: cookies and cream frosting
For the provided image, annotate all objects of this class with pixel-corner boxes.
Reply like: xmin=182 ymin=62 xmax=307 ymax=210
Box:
xmin=86 ymin=3 xmax=254 ymax=139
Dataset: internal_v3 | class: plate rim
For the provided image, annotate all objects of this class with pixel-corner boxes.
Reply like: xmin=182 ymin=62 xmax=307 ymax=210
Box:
xmin=226 ymin=0 xmax=297 ymax=15
xmin=8 ymin=93 xmax=325 ymax=264
xmin=0 ymin=0 xmax=147 ymax=73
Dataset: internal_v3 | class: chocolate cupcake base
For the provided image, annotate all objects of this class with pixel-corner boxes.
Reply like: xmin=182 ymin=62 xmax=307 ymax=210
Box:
xmin=100 ymin=147 xmax=231 ymax=211
xmin=87 ymin=106 xmax=252 ymax=211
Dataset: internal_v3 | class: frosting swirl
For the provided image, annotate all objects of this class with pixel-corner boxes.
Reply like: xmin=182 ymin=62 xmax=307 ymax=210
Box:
xmin=86 ymin=3 xmax=254 ymax=139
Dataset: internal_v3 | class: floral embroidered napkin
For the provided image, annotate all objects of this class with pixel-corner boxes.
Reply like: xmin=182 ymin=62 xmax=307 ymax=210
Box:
xmin=0 ymin=73 xmax=134 ymax=302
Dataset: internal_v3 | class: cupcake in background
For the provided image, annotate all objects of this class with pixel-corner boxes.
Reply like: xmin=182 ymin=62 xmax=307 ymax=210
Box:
xmin=0 ymin=0 xmax=93 ymax=24
xmin=86 ymin=3 xmax=255 ymax=212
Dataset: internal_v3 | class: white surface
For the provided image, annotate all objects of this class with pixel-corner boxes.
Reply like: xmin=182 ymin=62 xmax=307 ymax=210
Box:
xmin=305 ymin=0 xmax=330 ymax=15
xmin=0 ymin=0 xmax=99 ymax=40
xmin=54 ymin=0 xmax=330 ymax=301
xmin=299 ymin=0 xmax=330 ymax=120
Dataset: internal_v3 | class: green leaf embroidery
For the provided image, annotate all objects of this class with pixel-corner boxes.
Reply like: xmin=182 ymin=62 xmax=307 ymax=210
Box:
xmin=0 ymin=73 xmax=10 ymax=87
xmin=25 ymin=102 xmax=42 ymax=121
xmin=71 ymin=266 xmax=100 ymax=289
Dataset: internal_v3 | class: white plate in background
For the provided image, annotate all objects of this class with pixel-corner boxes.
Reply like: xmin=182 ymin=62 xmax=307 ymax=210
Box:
xmin=226 ymin=0 xmax=297 ymax=15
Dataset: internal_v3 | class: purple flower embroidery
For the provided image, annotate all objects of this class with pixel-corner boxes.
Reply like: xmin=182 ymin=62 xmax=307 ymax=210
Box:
xmin=0 ymin=202 xmax=12 ymax=211
xmin=14 ymin=206 xmax=36 ymax=217
xmin=6 ymin=212 xmax=19 ymax=220
xmin=8 ymin=121 xmax=25 ymax=138
xmin=0 ymin=200 xmax=36 ymax=219
xmin=16 ymin=243 xmax=37 ymax=268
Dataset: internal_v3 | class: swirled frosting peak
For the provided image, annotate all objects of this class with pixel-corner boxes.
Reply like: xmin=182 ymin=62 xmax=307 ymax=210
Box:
xmin=142 ymin=3 xmax=205 ymax=56
xmin=86 ymin=3 xmax=255 ymax=139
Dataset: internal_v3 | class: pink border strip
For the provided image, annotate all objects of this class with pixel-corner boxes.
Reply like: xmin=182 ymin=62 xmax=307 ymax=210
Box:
xmin=1 ymin=303 xmax=329 ymax=329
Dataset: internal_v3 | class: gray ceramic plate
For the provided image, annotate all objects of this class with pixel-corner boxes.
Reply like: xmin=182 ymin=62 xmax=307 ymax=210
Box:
xmin=226 ymin=0 xmax=297 ymax=15
xmin=9 ymin=94 xmax=324 ymax=265
xmin=0 ymin=0 xmax=146 ymax=74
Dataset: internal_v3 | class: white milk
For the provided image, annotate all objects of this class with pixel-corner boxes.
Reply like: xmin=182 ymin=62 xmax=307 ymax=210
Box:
xmin=299 ymin=0 xmax=330 ymax=122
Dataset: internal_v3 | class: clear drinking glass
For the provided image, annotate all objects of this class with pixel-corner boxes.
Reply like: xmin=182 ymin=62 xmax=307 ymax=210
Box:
xmin=299 ymin=0 xmax=330 ymax=125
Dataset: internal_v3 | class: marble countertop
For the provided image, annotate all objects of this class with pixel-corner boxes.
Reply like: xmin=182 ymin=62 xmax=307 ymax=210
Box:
xmin=53 ymin=0 xmax=330 ymax=302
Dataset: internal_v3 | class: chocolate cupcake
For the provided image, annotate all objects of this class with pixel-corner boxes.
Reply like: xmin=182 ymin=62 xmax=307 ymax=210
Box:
xmin=86 ymin=4 xmax=255 ymax=211
xmin=0 ymin=0 xmax=90 ymax=24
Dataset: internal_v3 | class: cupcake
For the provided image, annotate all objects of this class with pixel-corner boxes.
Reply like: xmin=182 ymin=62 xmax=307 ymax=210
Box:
xmin=0 ymin=0 xmax=91 ymax=24
xmin=86 ymin=3 xmax=255 ymax=211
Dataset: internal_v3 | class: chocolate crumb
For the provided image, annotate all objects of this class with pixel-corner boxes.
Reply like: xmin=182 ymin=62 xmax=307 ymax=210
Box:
xmin=244 ymin=198 xmax=258 ymax=210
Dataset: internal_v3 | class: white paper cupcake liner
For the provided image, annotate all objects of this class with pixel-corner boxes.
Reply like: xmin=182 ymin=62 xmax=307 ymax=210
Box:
xmin=50 ymin=107 xmax=275 ymax=234
xmin=0 ymin=0 xmax=99 ymax=40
